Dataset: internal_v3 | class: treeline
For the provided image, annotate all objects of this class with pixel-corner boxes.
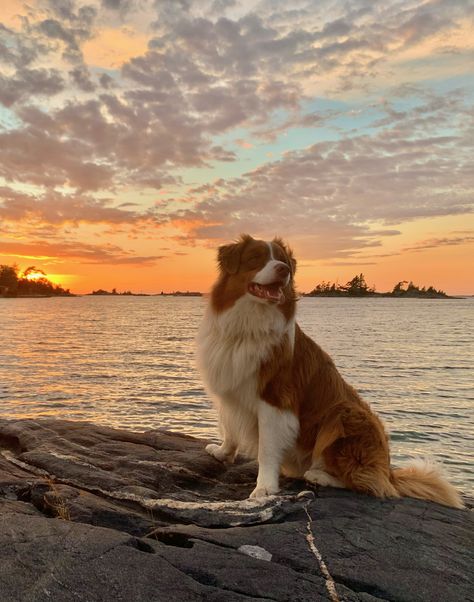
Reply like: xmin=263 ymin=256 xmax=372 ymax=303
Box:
xmin=0 ymin=265 xmax=72 ymax=297
xmin=90 ymin=289 xmax=202 ymax=296
xmin=390 ymin=281 xmax=448 ymax=298
xmin=307 ymin=274 xmax=374 ymax=296
xmin=91 ymin=288 xmax=135 ymax=295
xmin=306 ymin=274 xmax=449 ymax=298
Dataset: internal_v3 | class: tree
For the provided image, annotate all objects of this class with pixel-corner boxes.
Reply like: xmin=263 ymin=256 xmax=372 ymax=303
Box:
xmin=392 ymin=281 xmax=408 ymax=295
xmin=342 ymin=273 xmax=373 ymax=296
xmin=0 ymin=265 xmax=19 ymax=294
xmin=23 ymin=266 xmax=46 ymax=278
xmin=406 ymin=281 xmax=420 ymax=295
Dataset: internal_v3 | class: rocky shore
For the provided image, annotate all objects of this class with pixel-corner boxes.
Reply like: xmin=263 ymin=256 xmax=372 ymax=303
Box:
xmin=0 ymin=418 xmax=472 ymax=601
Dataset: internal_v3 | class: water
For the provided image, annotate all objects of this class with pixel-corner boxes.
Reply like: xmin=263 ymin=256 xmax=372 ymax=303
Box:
xmin=0 ymin=296 xmax=472 ymax=495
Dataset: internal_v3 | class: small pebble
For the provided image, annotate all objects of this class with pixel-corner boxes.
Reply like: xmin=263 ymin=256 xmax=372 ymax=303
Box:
xmin=238 ymin=544 xmax=272 ymax=562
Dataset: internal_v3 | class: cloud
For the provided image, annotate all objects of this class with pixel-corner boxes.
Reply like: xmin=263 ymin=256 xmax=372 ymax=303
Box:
xmin=403 ymin=234 xmax=474 ymax=253
xmin=0 ymin=68 xmax=65 ymax=106
xmin=33 ymin=3 xmax=97 ymax=64
xmin=1 ymin=4 xmax=316 ymax=192
xmin=1 ymin=0 xmax=472 ymax=194
xmin=0 ymin=124 xmax=116 ymax=190
xmin=0 ymin=186 xmax=165 ymax=226
xmin=69 ymin=65 xmax=96 ymax=91
xmin=0 ymin=23 xmax=42 ymax=69
xmin=0 ymin=238 xmax=163 ymax=265
xmin=101 ymin=0 xmax=130 ymax=10
xmin=324 ymin=260 xmax=378 ymax=266
xmin=165 ymin=88 xmax=473 ymax=257
xmin=0 ymin=0 xmax=472 ymax=269
xmin=0 ymin=99 xmax=186 ymax=190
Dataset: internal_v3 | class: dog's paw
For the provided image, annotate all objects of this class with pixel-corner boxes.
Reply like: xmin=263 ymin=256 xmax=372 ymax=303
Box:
xmin=249 ymin=484 xmax=279 ymax=499
xmin=205 ymin=443 xmax=234 ymax=463
xmin=304 ymin=469 xmax=343 ymax=488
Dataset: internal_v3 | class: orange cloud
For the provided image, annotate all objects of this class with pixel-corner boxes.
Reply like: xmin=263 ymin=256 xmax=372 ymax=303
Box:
xmin=0 ymin=239 xmax=164 ymax=265
xmin=1 ymin=0 xmax=24 ymax=27
xmin=83 ymin=27 xmax=151 ymax=69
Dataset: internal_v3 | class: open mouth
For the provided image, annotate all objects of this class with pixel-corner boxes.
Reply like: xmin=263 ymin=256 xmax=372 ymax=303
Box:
xmin=248 ymin=281 xmax=285 ymax=303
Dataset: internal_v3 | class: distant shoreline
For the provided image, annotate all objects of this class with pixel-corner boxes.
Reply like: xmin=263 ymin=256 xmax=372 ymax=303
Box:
xmin=302 ymin=292 xmax=461 ymax=299
xmin=2 ymin=293 xmax=472 ymax=299
xmin=88 ymin=290 xmax=203 ymax=297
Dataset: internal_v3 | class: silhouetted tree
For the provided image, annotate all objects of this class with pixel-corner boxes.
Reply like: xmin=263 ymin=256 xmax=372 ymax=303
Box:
xmin=391 ymin=280 xmax=447 ymax=298
xmin=392 ymin=281 xmax=408 ymax=295
xmin=0 ymin=265 xmax=19 ymax=295
xmin=341 ymin=273 xmax=374 ymax=296
xmin=23 ymin=266 xmax=46 ymax=278
xmin=307 ymin=274 xmax=376 ymax=296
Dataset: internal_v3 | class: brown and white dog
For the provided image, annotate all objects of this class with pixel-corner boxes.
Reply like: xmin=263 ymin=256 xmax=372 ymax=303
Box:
xmin=197 ymin=234 xmax=463 ymax=507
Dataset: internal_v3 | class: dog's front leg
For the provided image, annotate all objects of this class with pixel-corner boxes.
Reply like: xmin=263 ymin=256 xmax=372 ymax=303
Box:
xmin=205 ymin=402 xmax=238 ymax=463
xmin=249 ymin=401 xmax=299 ymax=498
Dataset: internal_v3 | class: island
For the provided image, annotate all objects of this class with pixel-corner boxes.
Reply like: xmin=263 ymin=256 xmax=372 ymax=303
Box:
xmin=158 ymin=291 xmax=202 ymax=297
xmin=88 ymin=289 xmax=203 ymax=296
xmin=1 ymin=263 xmax=452 ymax=300
xmin=0 ymin=417 xmax=471 ymax=601
xmin=0 ymin=265 xmax=72 ymax=297
xmin=89 ymin=288 xmax=150 ymax=296
xmin=305 ymin=274 xmax=450 ymax=298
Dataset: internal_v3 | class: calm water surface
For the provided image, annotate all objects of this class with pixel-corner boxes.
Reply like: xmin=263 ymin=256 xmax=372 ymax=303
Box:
xmin=1 ymin=296 xmax=472 ymax=495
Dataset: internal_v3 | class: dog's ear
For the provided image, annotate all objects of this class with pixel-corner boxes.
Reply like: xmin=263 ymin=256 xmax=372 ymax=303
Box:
xmin=217 ymin=235 xmax=253 ymax=274
xmin=217 ymin=234 xmax=251 ymax=274
xmin=273 ymin=237 xmax=297 ymax=275
xmin=217 ymin=243 xmax=241 ymax=274
xmin=287 ymin=248 xmax=297 ymax=276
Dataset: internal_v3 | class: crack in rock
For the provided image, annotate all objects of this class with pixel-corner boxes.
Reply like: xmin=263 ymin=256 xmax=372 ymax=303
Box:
xmin=303 ymin=502 xmax=340 ymax=602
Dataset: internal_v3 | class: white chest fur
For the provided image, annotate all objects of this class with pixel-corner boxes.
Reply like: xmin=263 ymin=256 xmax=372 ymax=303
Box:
xmin=197 ymin=295 xmax=294 ymax=460
xmin=197 ymin=292 xmax=301 ymax=497
xmin=197 ymin=295 xmax=289 ymax=399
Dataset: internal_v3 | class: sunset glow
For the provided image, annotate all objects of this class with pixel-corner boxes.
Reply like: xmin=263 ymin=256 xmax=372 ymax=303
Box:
xmin=24 ymin=271 xmax=46 ymax=281
xmin=1 ymin=0 xmax=473 ymax=295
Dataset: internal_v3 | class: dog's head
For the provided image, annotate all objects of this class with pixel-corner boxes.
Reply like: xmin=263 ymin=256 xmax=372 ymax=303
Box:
xmin=212 ymin=234 xmax=297 ymax=313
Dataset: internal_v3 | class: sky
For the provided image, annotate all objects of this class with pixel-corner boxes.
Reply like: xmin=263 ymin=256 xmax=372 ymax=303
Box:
xmin=0 ymin=0 xmax=473 ymax=295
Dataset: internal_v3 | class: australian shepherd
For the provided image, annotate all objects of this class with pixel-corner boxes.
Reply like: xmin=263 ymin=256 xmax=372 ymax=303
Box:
xmin=197 ymin=234 xmax=463 ymax=508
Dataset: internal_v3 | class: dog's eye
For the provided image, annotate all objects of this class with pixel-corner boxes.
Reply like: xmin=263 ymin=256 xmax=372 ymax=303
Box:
xmin=245 ymin=254 xmax=263 ymax=269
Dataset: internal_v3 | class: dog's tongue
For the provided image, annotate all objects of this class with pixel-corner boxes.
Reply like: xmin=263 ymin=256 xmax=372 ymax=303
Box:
xmin=266 ymin=283 xmax=283 ymax=300
xmin=249 ymin=282 xmax=285 ymax=303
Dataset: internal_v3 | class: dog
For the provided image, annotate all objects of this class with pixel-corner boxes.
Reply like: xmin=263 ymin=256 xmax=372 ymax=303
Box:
xmin=197 ymin=234 xmax=463 ymax=507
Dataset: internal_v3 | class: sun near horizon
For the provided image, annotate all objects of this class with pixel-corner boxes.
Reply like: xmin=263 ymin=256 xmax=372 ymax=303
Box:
xmin=0 ymin=0 xmax=473 ymax=296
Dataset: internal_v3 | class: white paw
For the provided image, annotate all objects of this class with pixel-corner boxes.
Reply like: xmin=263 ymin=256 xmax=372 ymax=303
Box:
xmin=205 ymin=443 xmax=234 ymax=463
xmin=249 ymin=484 xmax=279 ymax=499
xmin=304 ymin=469 xmax=343 ymax=488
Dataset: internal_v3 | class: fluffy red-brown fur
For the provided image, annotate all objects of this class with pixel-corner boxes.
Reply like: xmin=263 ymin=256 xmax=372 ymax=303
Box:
xmin=209 ymin=235 xmax=464 ymax=508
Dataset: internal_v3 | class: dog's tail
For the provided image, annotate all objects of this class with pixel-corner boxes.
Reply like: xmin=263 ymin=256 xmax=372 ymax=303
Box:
xmin=391 ymin=458 xmax=464 ymax=508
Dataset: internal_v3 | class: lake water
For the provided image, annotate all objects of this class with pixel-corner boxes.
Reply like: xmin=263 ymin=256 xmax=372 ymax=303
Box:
xmin=0 ymin=296 xmax=472 ymax=495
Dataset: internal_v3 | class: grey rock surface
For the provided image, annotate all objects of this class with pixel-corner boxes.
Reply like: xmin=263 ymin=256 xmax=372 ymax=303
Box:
xmin=0 ymin=418 xmax=472 ymax=602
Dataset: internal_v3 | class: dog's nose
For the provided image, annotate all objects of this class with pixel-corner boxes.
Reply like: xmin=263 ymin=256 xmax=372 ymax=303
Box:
xmin=275 ymin=262 xmax=290 ymax=278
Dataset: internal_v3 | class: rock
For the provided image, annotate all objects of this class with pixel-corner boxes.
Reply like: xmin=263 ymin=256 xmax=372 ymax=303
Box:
xmin=0 ymin=418 xmax=472 ymax=602
xmin=238 ymin=544 xmax=273 ymax=562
